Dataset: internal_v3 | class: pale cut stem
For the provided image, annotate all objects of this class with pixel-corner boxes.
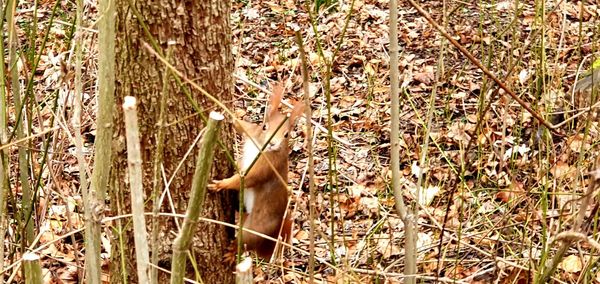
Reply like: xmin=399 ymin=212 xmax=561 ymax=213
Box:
xmin=123 ymin=96 xmax=151 ymax=283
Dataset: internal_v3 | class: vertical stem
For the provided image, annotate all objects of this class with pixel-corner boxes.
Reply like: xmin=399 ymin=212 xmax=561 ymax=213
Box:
xmin=123 ymin=97 xmax=151 ymax=284
xmin=0 ymin=0 xmax=8 ymax=279
xmin=23 ymin=253 xmax=42 ymax=284
xmin=170 ymin=112 xmax=222 ymax=284
xmin=8 ymin=0 xmax=35 ymax=246
xmin=72 ymin=0 xmax=91 ymax=281
xmin=296 ymin=31 xmax=315 ymax=281
xmin=389 ymin=0 xmax=406 ymax=220
xmin=150 ymin=42 xmax=174 ymax=284
xmin=88 ymin=0 xmax=116 ymax=280
xmin=389 ymin=0 xmax=416 ymax=283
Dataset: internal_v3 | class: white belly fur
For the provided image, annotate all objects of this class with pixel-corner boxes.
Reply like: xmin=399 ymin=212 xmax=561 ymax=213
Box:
xmin=244 ymin=188 xmax=256 ymax=213
xmin=241 ymin=138 xmax=260 ymax=172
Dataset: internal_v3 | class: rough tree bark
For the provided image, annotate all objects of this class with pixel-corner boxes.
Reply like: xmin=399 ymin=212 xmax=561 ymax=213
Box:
xmin=111 ymin=1 xmax=235 ymax=283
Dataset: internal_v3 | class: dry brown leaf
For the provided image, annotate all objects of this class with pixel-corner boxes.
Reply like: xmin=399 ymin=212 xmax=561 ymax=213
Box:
xmin=567 ymin=134 xmax=591 ymax=152
xmin=550 ymin=161 xmax=574 ymax=179
xmin=559 ymin=254 xmax=583 ymax=273
xmin=294 ymin=230 xmax=309 ymax=242
xmin=496 ymin=181 xmax=525 ymax=203
xmin=413 ymin=71 xmax=434 ymax=85
xmin=375 ymin=236 xmax=401 ymax=259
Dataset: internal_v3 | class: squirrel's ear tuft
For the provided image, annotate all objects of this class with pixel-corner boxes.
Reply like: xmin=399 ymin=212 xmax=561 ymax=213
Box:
xmin=267 ymin=82 xmax=284 ymax=119
xmin=289 ymin=101 xmax=305 ymax=126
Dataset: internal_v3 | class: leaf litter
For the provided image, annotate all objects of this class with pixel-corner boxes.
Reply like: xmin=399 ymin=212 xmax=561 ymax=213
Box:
xmin=6 ymin=0 xmax=600 ymax=283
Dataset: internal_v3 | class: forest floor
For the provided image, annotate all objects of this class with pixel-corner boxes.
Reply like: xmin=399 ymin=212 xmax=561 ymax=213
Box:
xmin=5 ymin=0 xmax=600 ymax=283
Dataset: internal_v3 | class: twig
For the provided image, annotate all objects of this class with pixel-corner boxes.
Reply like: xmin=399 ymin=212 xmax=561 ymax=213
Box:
xmin=123 ymin=97 xmax=151 ymax=283
xmin=73 ymin=0 xmax=91 ymax=280
xmin=405 ymin=0 xmax=559 ymax=133
xmin=235 ymin=258 xmax=253 ymax=284
xmin=150 ymin=41 xmax=175 ymax=284
xmin=553 ymin=231 xmax=600 ymax=251
xmin=170 ymin=112 xmax=222 ymax=284
xmin=389 ymin=0 xmax=417 ymax=282
xmin=234 ymin=73 xmax=353 ymax=146
xmin=295 ymin=30 xmax=316 ymax=281
xmin=0 ymin=0 xmax=9 ymax=278
xmin=539 ymin=157 xmax=600 ymax=282
xmin=22 ymin=253 xmax=42 ymax=284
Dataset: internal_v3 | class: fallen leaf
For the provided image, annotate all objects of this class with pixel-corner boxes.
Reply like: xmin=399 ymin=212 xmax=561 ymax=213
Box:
xmin=550 ymin=161 xmax=573 ymax=178
xmin=375 ymin=235 xmax=401 ymax=259
xmin=559 ymin=254 xmax=582 ymax=273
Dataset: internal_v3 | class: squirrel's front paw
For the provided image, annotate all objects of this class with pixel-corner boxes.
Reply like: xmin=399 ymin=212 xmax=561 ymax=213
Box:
xmin=223 ymin=243 xmax=238 ymax=265
xmin=208 ymin=180 xmax=224 ymax=192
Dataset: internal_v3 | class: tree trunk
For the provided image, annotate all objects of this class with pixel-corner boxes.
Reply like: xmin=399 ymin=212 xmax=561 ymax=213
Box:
xmin=111 ymin=1 xmax=235 ymax=283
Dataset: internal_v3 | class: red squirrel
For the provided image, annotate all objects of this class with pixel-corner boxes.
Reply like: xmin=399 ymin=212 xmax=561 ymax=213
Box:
xmin=209 ymin=83 xmax=304 ymax=260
